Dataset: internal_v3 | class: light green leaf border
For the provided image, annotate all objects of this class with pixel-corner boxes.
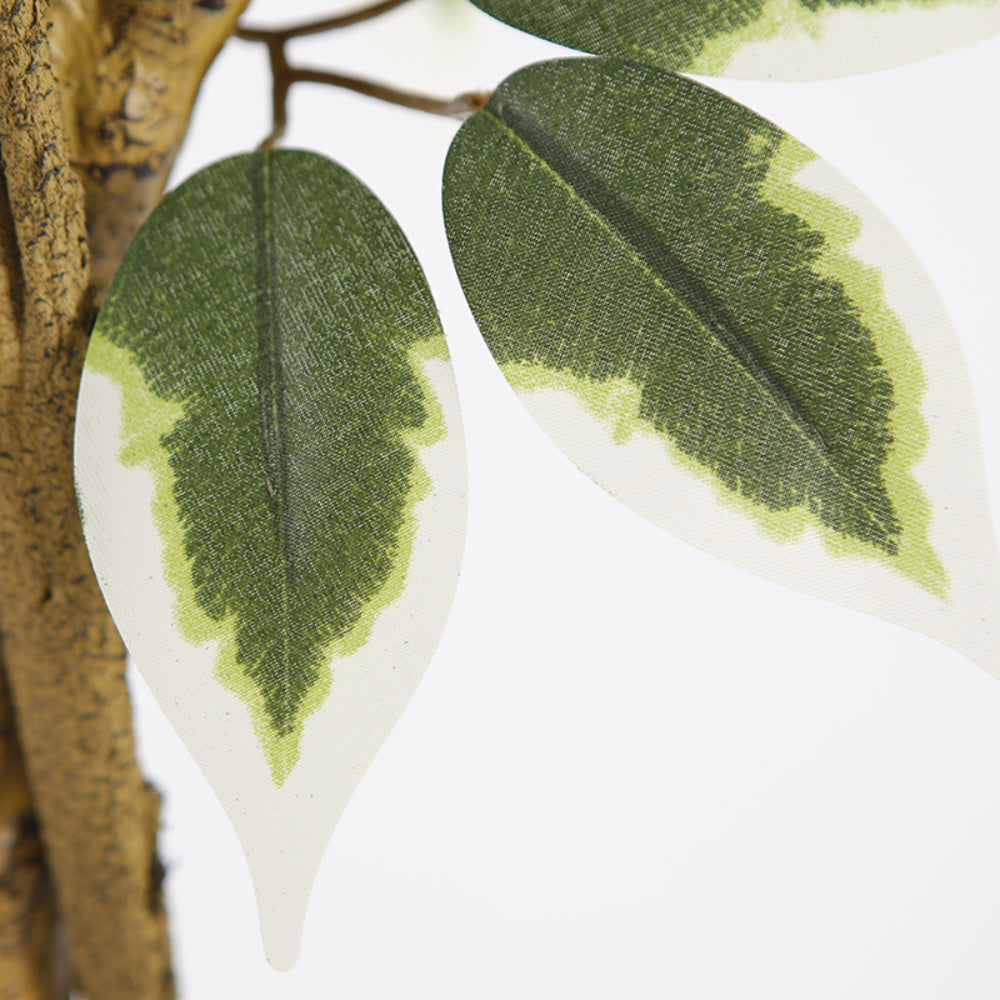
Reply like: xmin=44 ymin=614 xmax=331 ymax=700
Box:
xmin=84 ymin=328 xmax=450 ymax=784
xmin=681 ymin=0 xmax=966 ymax=76
xmin=503 ymin=134 xmax=946 ymax=598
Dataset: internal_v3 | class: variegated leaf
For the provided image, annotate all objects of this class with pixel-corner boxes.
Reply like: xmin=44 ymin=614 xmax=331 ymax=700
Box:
xmin=75 ymin=149 xmax=466 ymax=969
xmin=470 ymin=0 xmax=1000 ymax=80
xmin=443 ymin=58 xmax=1000 ymax=676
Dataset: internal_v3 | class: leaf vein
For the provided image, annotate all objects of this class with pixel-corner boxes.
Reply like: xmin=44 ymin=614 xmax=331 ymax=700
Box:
xmin=252 ymin=150 xmax=295 ymax=733
xmin=484 ymin=98 xmax=897 ymax=546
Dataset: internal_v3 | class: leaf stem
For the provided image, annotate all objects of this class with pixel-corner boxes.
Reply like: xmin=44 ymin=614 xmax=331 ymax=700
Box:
xmin=236 ymin=3 xmax=490 ymax=149
xmin=236 ymin=0 xmax=414 ymax=42
xmin=292 ymin=67 xmax=490 ymax=117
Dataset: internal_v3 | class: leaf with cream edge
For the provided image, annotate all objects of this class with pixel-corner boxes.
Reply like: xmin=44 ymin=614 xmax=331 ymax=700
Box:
xmin=443 ymin=57 xmax=1000 ymax=677
xmin=470 ymin=0 xmax=1000 ymax=80
xmin=74 ymin=149 xmax=467 ymax=970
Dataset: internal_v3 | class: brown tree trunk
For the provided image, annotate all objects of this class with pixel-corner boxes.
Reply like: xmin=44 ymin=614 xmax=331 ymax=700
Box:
xmin=0 ymin=0 xmax=249 ymax=995
xmin=0 ymin=658 xmax=68 ymax=1000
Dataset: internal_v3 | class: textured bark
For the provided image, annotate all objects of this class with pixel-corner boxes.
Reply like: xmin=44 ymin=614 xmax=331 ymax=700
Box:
xmin=48 ymin=0 xmax=252 ymax=299
xmin=0 ymin=4 xmax=171 ymax=997
xmin=0 ymin=0 xmax=247 ymax=996
xmin=0 ymin=654 xmax=67 ymax=1000
xmin=0 ymin=11 xmax=84 ymax=998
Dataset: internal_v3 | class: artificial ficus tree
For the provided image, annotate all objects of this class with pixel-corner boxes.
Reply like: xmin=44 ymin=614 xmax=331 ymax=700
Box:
xmin=3 ymin=0 xmax=1000 ymax=998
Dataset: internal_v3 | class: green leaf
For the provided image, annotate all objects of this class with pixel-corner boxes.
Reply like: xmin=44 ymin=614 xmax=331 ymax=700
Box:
xmin=470 ymin=0 xmax=1000 ymax=79
xmin=75 ymin=149 xmax=466 ymax=968
xmin=444 ymin=57 xmax=1000 ymax=672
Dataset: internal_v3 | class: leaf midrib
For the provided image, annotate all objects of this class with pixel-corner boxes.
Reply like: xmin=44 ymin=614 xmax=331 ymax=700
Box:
xmin=484 ymin=97 xmax=896 ymax=546
xmin=253 ymin=151 xmax=294 ymax=728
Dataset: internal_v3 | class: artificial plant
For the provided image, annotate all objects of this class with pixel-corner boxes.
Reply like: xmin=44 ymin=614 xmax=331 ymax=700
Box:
xmin=2 ymin=0 xmax=999 ymax=996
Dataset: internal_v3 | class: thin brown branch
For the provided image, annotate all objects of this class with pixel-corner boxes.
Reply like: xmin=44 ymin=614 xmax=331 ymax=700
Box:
xmin=237 ymin=0 xmax=414 ymax=42
xmin=238 ymin=0 xmax=488 ymax=146
xmin=258 ymin=37 xmax=293 ymax=150
xmin=292 ymin=66 xmax=491 ymax=117
xmin=258 ymin=65 xmax=489 ymax=148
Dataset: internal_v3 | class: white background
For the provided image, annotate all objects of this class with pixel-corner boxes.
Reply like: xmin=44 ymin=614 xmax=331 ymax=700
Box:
xmin=129 ymin=1 xmax=1000 ymax=996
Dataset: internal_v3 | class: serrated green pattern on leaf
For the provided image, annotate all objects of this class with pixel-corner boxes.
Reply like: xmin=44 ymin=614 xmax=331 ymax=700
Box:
xmin=443 ymin=58 xmax=944 ymax=594
xmin=90 ymin=150 xmax=450 ymax=784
